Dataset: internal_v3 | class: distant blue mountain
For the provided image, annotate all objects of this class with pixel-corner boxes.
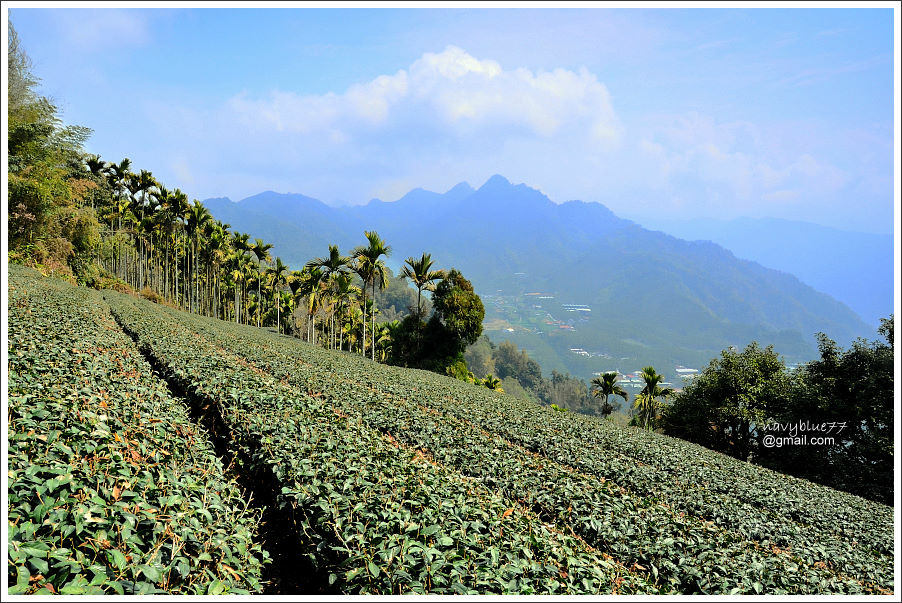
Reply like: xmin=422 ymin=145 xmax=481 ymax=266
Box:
xmin=203 ymin=176 xmax=878 ymax=380
xmin=204 ymin=192 xmax=357 ymax=268
xmin=633 ymin=216 xmax=893 ymax=328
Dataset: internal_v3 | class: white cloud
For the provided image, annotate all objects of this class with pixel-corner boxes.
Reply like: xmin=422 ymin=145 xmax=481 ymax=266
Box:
xmin=222 ymin=45 xmax=621 ymax=146
xmin=791 ymin=154 xmax=849 ymax=191
xmin=346 ymin=72 xmax=409 ymax=125
xmin=621 ymin=112 xmax=859 ymax=221
xmin=411 ymin=46 xmax=503 ymax=81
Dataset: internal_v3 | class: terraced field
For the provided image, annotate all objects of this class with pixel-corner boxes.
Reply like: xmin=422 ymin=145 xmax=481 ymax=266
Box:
xmin=7 ymin=266 xmax=896 ymax=595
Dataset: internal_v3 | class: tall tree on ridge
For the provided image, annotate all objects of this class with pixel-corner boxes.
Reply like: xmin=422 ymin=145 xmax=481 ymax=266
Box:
xmin=105 ymin=158 xmax=132 ymax=279
xmin=231 ymin=232 xmax=251 ymax=322
xmin=299 ymin=266 xmax=325 ymax=344
xmin=267 ymin=257 xmax=290 ymax=333
xmin=401 ymin=252 xmax=445 ymax=353
xmin=168 ymin=188 xmax=189 ymax=305
xmin=401 ymin=252 xmax=444 ymax=323
xmin=186 ymin=201 xmax=211 ymax=313
xmin=332 ymin=272 xmax=360 ymax=351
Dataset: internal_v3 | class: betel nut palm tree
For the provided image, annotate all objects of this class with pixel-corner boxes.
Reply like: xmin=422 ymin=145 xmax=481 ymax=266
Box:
xmin=591 ymin=372 xmax=629 ymax=418
xmin=635 ymin=366 xmax=675 ymax=431
xmin=352 ymin=231 xmax=392 ymax=361
xmin=306 ymin=245 xmax=351 ymax=349
xmin=267 ymin=257 xmax=290 ymax=334
xmin=400 ymin=252 xmax=445 ymax=355
xmin=400 ymin=252 xmax=444 ymax=322
xmin=185 ymin=200 xmax=212 ymax=313
xmin=251 ymin=238 xmax=274 ymax=327
xmin=298 ymin=266 xmax=325 ymax=344
xmin=331 ymin=272 xmax=359 ymax=351
xmin=230 ymin=232 xmax=252 ymax=322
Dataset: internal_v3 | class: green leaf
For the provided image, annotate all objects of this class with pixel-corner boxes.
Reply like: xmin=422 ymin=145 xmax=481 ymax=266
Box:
xmin=11 ymin=565 xmax=31 ymax=594
xmin=108 ymin=581 xmax=125 ymax=595
xmin=29 ymin=556 xmax=49 ymax=575
xmin=207 ymin=579 xmax=225 ymax=595
xmin=368 ymin=560 xmax=380 ymax=578
xmin=108 ymin=549 xmax=127 ymax=572
xmin=140 ymin=564 xmax=161 ymax=582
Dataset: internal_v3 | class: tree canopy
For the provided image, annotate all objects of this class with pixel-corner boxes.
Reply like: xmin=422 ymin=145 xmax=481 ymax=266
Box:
xmin=662 ymin=342 xmax=788 ymax=459
xmin=662 ymin=322 xmax=894 ymax=505
xmin=8 ymin=20 xmax=95 ymax=277
xmin=389 ymin=268 xmax=485 ymax=374
xmin=431 ymin=269 xmax=485 ymax=350
xmin=756 ymin=317 xmax=894 ymax=504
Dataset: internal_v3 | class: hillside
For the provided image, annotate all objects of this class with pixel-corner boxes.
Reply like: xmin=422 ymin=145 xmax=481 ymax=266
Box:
xmin=633 ymin=216 xmax=894 ymax=329
xmin=8 ymin=265 xmax=894 ymax=595
xmin=204 ymin=176 xmax=874 ymax=379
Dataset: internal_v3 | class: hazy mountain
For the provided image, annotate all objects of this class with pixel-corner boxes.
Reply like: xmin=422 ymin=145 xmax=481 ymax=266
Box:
xmin=348 ymin=181 xmax=476 ymax=232
xmin=204 ymin=176 xmax=876 ymax=381
xmin=632 ymin=216 xmax=894 ymax=328
xmin=204 ymin=192 xmax=357 ymax=268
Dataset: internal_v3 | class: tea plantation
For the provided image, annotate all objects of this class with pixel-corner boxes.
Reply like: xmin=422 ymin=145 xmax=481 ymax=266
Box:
xmin=7 ymin=267 xmax=266 ymax=594
xmin=7 ymin=266 xmax=895 ymax=595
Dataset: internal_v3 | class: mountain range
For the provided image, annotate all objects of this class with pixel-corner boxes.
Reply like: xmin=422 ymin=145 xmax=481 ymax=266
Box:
xmin=204 ymin=176 xmax=879 ymax=381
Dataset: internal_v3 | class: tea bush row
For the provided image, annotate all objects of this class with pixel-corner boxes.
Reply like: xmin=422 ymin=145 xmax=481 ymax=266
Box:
xmin=7 ymin=267 xmax=267 ymax=595
xmin=142 ymin=301 xmax=892 ymax=594
xmin=104 ymin=291 xmax=657 ymax=595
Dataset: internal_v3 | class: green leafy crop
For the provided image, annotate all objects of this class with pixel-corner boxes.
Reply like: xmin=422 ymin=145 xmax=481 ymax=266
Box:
xmin=8 ymin=265 xmax=893 ymax=595
xmin=143 ymin=293 xmax=893 ymax=595
xmin=7 ymin=266 xmax=267 ymax=595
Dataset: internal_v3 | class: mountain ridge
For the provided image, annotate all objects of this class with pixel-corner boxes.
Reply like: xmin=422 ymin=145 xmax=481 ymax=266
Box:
xmin=203 ymin=176 xmax=876 ymax=380
xmin=632 ymin=215 xmax=893 ymax=327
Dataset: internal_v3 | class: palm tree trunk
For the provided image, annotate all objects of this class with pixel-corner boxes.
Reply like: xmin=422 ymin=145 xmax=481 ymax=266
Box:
xmin=361 ymin=282 xmax=367 ymax=357
xmin=372 ymin=280 xmax=377 ymax=361
xmin=187 ymin=240 xmax=192 ymax=312
xmin=415 ymin=286 xmax=423 ymax=355
xmin=206 ymin=262 xmax=212 ymax=317
xmin=164 ymin=238 xmax=169 ymax=302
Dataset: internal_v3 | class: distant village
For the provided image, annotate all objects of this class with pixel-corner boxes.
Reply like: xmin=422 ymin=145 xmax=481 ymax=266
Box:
xmin=591 ymin=366 xmax=699 ymax=391
xmin=483 ymin=286 xmax=701 ymax=390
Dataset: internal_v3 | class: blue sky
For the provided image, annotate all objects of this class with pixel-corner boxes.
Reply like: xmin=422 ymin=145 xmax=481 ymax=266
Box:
xmin=7 ymin=6 xmax=898 ymax=233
